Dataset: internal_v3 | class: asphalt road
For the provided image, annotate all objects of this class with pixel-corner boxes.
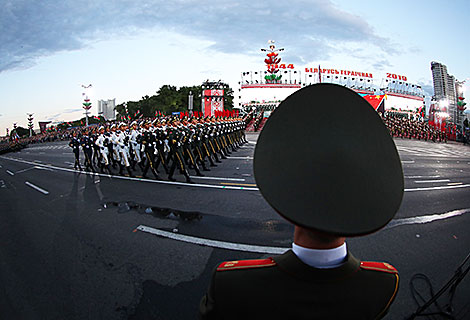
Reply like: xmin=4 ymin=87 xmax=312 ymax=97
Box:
xmin=0 ymin=134 xmax=469 ymax=319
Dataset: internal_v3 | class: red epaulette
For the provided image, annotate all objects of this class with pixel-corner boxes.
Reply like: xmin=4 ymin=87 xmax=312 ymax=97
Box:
xmin=360 ymin=261 xmax=398 ymax=274
xmin=217 ymin=258 xmax=276 ymax=271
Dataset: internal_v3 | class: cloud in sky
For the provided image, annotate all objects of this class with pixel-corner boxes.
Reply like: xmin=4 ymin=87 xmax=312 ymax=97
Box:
xmin=0 ymin=0 xmax=395 ymax=73
xmin=44 ymin=108 xmax=83 ymax=122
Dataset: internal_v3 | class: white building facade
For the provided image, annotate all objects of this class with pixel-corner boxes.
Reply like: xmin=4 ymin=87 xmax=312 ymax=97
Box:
xmin=97 ymin=99 xmax=116 ymax=121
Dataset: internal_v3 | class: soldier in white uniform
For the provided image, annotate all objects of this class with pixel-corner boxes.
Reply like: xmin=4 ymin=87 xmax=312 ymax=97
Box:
xmin=95 ymin=126 xmax=111 ymax=173
xmin=117 ymin=123 xmax=133 ymax=176
xmin=129 ymin=121 xmax=143 ymax=170
xmin=110 ymin=124 xmax=121 ymax=169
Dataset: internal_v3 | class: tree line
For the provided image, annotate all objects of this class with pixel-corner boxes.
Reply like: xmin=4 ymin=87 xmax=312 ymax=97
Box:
xmin=115 ymin=84 xmax=234 ymax=119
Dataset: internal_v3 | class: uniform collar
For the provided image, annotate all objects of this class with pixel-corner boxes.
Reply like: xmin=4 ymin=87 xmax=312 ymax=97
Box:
xmin=292 ymin=242 xmax=347 ymax=269
xmin=273 ymin=250 xmax=360 ymax=282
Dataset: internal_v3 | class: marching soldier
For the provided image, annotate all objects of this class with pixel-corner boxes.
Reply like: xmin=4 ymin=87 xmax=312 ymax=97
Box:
xmin=117 ymin=123 xmax=133 ymax=177
xmin=191 ymin=118 xmax=211 ymax=171
xmin=90 ymin=128 xmax=101 ymax=166
xmin=95 ymin=126 xmax=111 ymax=173
xmin=181 ymin=117 xmax=204 ymax=176
xmin=141 ymin=121 xmax=160 ymax=180
xmin=80 ymin=130 xmax=95 ymax=172
xmin=153 ymin=119 xmax=170 ymax=174
xmin=69 ymin=131 xmax=82 ymax=171
xmin=200 ymin=84 xmax=404 ymax=319
xmin=130 ymin=121 xmax=144 ymax=171
xmin=110 ymin=124 xmax=121 ymax=169
xmin=167 ymin=118 xmax=192 ymax=183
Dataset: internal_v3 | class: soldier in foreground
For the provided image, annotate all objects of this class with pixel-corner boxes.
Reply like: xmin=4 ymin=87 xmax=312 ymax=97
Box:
xmin=199 ymin=84 xmax=404 ymax=319
xmin=69 ymin=131 xmax=82 ymax=171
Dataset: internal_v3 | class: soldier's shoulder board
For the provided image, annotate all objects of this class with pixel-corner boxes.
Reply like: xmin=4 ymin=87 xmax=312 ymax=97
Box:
xmin=360 ymin=261 xmax=398 ymax=274
xmin=217 ymin=258 xmax=276 ymax=271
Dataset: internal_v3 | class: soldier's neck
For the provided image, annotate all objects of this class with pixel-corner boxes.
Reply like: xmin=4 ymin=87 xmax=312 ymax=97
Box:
xmin=294 ymin=226 xmax=345 ymax=250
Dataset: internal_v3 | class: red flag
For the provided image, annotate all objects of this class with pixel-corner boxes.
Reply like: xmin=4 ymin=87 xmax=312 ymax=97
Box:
xmin=361 ymin=95 xmax=385 ymax=111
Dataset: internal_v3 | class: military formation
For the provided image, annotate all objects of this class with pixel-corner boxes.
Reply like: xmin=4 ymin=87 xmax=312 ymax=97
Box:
xmin=382 ymin=112 xmax=448 ymax=142
xmin=68 ymin=116 xmax=248 ymax=183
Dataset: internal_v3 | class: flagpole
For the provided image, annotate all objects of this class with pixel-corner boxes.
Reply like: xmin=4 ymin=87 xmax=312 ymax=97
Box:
xmin=318 ymin=65 xmax=322 ymax=84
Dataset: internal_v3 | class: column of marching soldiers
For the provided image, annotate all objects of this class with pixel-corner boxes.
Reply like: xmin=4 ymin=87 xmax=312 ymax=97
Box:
xmin=68 ymin=116 xmax=248 ymax=183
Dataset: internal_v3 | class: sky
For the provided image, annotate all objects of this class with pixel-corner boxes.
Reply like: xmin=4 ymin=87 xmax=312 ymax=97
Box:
xmin=1 ymin=0 xmax=469 ymax=135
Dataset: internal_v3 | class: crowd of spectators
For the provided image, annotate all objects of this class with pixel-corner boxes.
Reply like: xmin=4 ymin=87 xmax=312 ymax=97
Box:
xmin=0 ymin=127 xmax=85 ymax=154
xmin=381 ymin=111 xmax=447 ymax=143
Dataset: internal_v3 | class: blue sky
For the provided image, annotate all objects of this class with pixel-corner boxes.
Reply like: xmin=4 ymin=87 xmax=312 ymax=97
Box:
xmin=1 ymin=0 xmax=469 ymax=134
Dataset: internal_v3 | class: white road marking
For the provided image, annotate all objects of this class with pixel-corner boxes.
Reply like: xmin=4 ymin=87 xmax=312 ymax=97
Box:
xmin=414 ymin=179 xmax=450 ymax=184
xmin=0 ymin=156 xmax=260 ymax=191
xmin=405 ymin=175 xmax=440 ymax=179
xmin=0 ymin=165 xmax=2 ymax=168
xmin=138 ymin=208 xmax=470 ymax=252
xmin=16 ymin=166 xmax=54 ymax=174
xmin=15 ymin=167 xmax=36 ymax=174
xmin=25 ymin=181 xmax=49 ymax=195
xmin=401 ymin=160 xmax=415 ymax=164
xmin=447 ymin=182 xmax=463 ymax=186
xmin=2 ymin=155 xmax=469 ymax=193
xmin=405 ymin=184 xmax=470 ymax=192
xmin=34 ymin=166 xmax=54 ymax=172
xmin=189 ymin=175 xmax=246 ymax=181
xmin=227 ymin=156 xmax=254 ymax=160
xmin=6 ymin=170 xmax=14 ymax=176
xmin=136 ymin=225 xmax=288 ymax=254
xmin=385 ymin=208 xmax=470 ymax=230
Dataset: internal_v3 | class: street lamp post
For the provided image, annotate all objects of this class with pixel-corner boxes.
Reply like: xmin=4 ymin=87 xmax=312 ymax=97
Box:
xmin=81 ymin=84 xmax=93 ymax=127
xmin=188 ymin=91 xmax=194 ymax=116
xmin=27 ymin=113 xmax=34 ymax=137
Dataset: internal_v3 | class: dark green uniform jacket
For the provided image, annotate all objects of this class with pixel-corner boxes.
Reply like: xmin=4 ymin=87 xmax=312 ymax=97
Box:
xmin=200 ymin=250 xmax=398 ymax=320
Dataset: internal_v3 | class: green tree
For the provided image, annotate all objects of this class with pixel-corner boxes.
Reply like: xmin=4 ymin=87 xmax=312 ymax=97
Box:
xmin=114 ymin=82 xmax=235 ymax=119
xmin=11 ymin=126 xmax=29 ymax=138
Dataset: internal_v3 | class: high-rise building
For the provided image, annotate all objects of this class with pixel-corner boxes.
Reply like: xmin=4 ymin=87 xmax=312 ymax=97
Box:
xmin=431 ymin=61 xmax=462 ymax=124
xmin=97 ymin=99 xmax=116 ymax=120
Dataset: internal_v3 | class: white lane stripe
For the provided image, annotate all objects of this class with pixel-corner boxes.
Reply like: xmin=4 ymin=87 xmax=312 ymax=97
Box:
xmin=15 ymin=167 xmax=36 ymax=174
xmin=2 ymin=156 xmax=469 ymax=193
xmin=0 ymin=165 xmax=2 ymax=168
xmin=139 ymin=208 xmax=470 ymax=253
xmin=25 ymin=181 xmax=49 ymax=195
xmin=189 ymin=176 xmax=246 ymax=181
xmin=398 ymin=148 xmax=420 ymax=154
xmin=401 ymin=160 xmax=415 ymax=164
xmin=16 ymin=166 xmax=55 ymax=174
xmin=6 ymin=170 xmax=14 ymax=176
xmin=405 ymin=175 xmax=440 ymax=179
xmin=405 ymin=184 xmax=470 ymax=192
xmin=414 ymin=179 xmax=450 ymax=183
xmin=0 ymin=156 xmax=259 ymax=191
xmin=227 ymin=156 xmax=254 ymax=160
xmin=136 ymin=225 xmax=288 ymax=254
xmin=385 ymin=208 xmax=469 ymax=230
